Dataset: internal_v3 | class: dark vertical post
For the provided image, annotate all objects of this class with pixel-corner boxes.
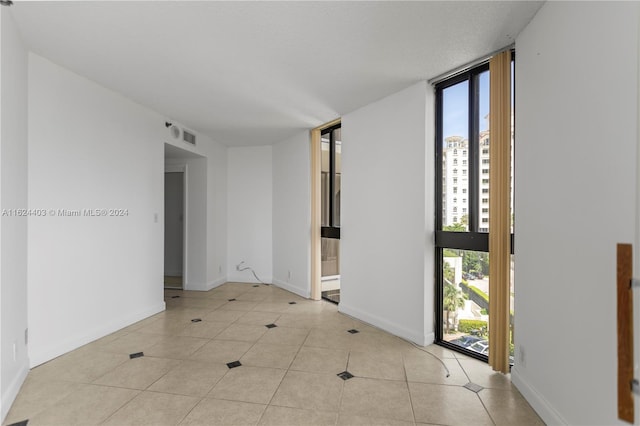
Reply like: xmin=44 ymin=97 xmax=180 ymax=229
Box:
xmin=617 ymin=243 xmax=634 ymax=423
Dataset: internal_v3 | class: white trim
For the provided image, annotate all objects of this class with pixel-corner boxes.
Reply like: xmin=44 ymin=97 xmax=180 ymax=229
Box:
xmin=428 ymin=44 xmax=514 ymax=86
xmin=182 ymin=280 xmax=208 ymax=291
xmin=165 ymin=164 xmax=186 ymax=173
xmin=321 ymin=274 xmax=340 ymax=281
xmin=206 ymin=277 xmax=227 ymax=291
xmin=29 ymin=302 xmax=165 ymax=368
xmin=272 ymin=278 xmax=310 ymax=299
xmin=181 ymin=165 xmax=188 ymax=287
xmin=511 ymin=367 xmax=568 ymax=426
xmin=1 ymin=360 xmax=29 ymax=423
xmin=339 ymin=302 xmax=429 ymax=346
xmin=184 ymin=276 xmax=228 ymax=291
xmin=227 ymin=272 xmax=272 ymax=284
xmin=422 ymin=331 xmax=436 ymax=346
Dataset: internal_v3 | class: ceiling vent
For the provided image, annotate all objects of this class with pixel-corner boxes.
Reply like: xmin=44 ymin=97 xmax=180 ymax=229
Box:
xmin=166 ymin=122 xmax=195 ymax=145
xmin=183 ymin=130 xmax=196 ymax=145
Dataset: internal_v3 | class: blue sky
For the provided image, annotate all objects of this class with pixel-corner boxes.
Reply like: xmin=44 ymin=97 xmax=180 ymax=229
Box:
xmin=442 ymin=71 xmax=490 ymax=141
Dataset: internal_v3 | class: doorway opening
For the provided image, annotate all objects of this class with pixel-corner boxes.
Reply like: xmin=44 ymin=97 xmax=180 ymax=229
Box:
xmin=164 ymin=169 xmax=185 ymax=289
xmin=164 ymin=142 xmax=207 ymax=292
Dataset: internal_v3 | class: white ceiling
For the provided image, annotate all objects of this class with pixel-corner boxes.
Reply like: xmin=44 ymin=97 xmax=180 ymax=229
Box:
xmin=10 ymin=1 xmax=543 ymax=147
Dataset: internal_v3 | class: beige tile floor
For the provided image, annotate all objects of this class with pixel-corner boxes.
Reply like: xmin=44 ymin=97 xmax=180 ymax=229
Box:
xmin=3 ymin=283 xmax=544 ymax=426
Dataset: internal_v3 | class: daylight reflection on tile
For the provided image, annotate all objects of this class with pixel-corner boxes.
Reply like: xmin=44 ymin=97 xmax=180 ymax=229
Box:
xmin=4 ymin=283 xmax=542 ymax=426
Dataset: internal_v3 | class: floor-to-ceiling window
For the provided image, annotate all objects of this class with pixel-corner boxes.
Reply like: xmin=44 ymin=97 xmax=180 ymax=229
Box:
xmin=435 ymin=53 xmax=514 ymax=369
xmin=320 ymin=124 xmax=341 ymax=303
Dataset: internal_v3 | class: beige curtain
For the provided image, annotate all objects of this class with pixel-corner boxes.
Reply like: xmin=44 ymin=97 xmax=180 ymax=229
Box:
xmin=488 ymin=50 xmax=512 ymax=373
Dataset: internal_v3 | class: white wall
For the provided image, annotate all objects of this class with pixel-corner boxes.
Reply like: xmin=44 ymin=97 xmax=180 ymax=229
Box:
xmin=206 ymin=139 xmax=228 ymax=288
xmin=340 ymin=82 xmax=434 ymax=345
xmin=513 ymin=2 xmax=640 ymax=425
xmin=0 ymin=9 xmax=29 ymax=422
xmin=227 ymin=146 xmax=273 ymax=283
xmin=272 ymin=130 xmax=311 ymax=297
xmin=181 ymin=158 xmax=208 ymax=289
xmin=27 ymin=54 xmax=166 ymax=366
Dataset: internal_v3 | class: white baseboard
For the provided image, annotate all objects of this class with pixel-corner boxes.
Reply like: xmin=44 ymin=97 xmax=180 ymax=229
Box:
xmin=339 ymin=302 xmax=429 ymax=346
xmin=511 ymin=367 xmax=568 ymax=425
xmin=227 ymin=272 xmax=272 ymax=284
xmin=1 ymin=359 xmax=29 ymax=423
xmin=29 ymin=301 xmax=166 ymax=368
xmin=206 ymin=277 xmax=227 ymax=291
xmin=183 ymin=280 xmax=221 ymax=291
xmin=422 ymin=331 xmax=436 ymax=346
xmin=272 ymin=279 xmax=310 ymax=299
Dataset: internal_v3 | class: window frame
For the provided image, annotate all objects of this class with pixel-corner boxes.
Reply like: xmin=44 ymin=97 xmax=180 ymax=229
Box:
xmin=321 ymin=123 xmax=341 ymax=240
xmin=434 ymin=59 xmax=515 ymax=361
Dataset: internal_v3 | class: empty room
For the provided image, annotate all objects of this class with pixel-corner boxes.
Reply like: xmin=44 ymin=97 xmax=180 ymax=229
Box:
xmin=1 ymin=1 xmax=639 ymax=425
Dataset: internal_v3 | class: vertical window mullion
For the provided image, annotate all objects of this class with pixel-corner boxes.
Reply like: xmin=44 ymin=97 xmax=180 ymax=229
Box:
xmin=469 ymin=73 xmax=479 ymax=233
xmin=434 ymin=86 xmax=444 ymax=343
xmin=329 ymin=129 xmax=336 ymax=228
xmin=435 ymin=88 xmax=444 ymax=231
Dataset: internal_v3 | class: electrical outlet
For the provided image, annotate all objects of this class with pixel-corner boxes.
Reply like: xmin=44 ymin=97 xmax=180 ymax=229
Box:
xmin=13 ymin=341 xmax=17 ymax=361
xmin=218 ymin=265 xmax=222 ymax=274
xmin=287 ymin=270 xmax=291 ymax=282
xmin=518 ymin=345 xmax=526 ymax=367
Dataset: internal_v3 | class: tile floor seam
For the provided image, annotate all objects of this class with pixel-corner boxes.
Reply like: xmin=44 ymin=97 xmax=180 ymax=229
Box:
xmin=260 ymin=365 xmax=295 ymax=411
xmin=341 ymin=374 xmax=410 ymax=384
xmin=83 ymin=381 xmax=147 ymax=393
xmin=455 ymin=355 xmax=472 ymax=384
xmin=406 ymin=380 xmax=466 ymax=389
xmin=257 ymin=313 xmax=330 ymax=424
xmin=141 ymin=360 xmax=186 ymax=394
xmin=401 ymin=350 xmax=418 ymax=425
xmin=7 ymin=283 xmax=542 ymax=426
xmin=96 ymin=389 xmax=143 ymax=426
xmin=336 ymin=350 xmax=351 ymax=416
xmin=282 ymin=330 xmax=307 ymax=371
xmin=298 ymin=325 xmax=316 ymax=348
xmin=207 ymin=304 xmax=290 ymax=413
xmin=172 ymin=394 xmax=205 ymax=426
xmin=334 ymin=378 xmax=345 ymax=426
xmin=475 ymin=391 xmax=498 ymax=426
